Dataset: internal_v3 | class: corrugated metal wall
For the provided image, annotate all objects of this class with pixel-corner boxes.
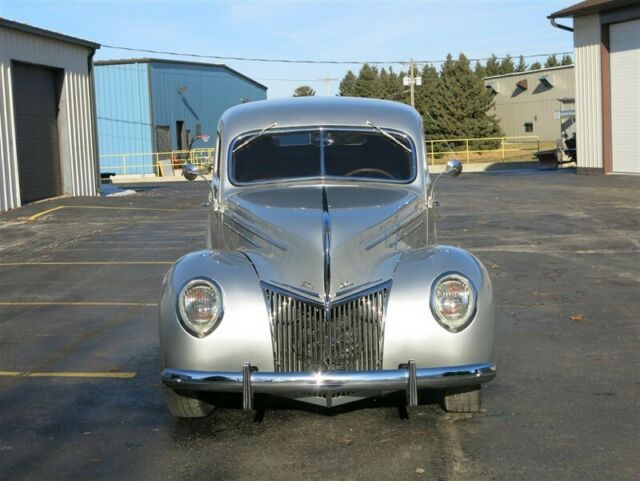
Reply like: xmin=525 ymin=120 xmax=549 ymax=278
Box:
xmin=485 ymin=66 xmax=575 ymax=141
xmin=574 ymin=13 xmax=603 ymax=169
xmin=0 ymin=26 xmax=98 ymax=211
xmin=94 ymin=63 xmax=153 ymax=174
xmin=150 ymin=62 xmax=267 ymax=150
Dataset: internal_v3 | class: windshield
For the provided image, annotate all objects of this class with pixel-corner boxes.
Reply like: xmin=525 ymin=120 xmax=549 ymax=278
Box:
xmin=231 ymin=129 xmax=414 ymax=184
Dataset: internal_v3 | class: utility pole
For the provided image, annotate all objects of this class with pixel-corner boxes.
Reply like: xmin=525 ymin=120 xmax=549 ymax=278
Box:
xmin=403 ymin=59 xmax=422 ymax=108
xmin=321 ymin=77 xmax=338 ymax=96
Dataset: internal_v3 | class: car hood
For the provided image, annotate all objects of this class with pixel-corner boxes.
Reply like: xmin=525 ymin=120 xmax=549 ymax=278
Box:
xmin=223 ymin=184 xmax=424 ymax=303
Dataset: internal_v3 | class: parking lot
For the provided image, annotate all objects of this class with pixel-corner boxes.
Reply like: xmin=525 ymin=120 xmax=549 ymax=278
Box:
xmin=0 ymin=170 xmax=638 ymax=481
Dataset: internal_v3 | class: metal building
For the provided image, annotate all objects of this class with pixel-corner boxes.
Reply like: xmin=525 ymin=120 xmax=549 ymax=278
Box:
xmin=0 ymin=18 xmax=100 ymax=211
xmin=483 ymin=65 xmax=575 ymax=142
xmin=549 ymin=0 xmax=640 ymax=174
xmin=94 ymin=58 xmax=268 ymax=175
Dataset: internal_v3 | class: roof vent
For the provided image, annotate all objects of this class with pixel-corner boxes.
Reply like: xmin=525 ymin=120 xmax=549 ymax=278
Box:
xmin=516 ymin=79 xmax=528 ymax=90
xmin=539 ymin=75 xmax=554 ymax=87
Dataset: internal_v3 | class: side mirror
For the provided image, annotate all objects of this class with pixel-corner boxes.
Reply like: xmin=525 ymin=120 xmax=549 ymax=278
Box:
xmin=182 ymin=162 xmax=199 ymax=181
xmin=445 ymin=159 xmax=463 ymax=177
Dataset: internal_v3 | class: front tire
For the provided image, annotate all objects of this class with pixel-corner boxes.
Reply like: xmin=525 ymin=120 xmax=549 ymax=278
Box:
xmin=443 ymin=385 xmax=481 ymax=413
xmin=163 ymin=386 xmax=214 ymax=418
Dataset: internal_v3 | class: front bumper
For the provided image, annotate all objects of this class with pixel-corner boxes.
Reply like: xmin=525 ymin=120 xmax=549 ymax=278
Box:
xmin=161 ymin=361 xmax=496 ymax=409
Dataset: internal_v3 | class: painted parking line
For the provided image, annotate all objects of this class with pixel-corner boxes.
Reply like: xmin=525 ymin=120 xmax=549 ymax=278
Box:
xmin=0 ymin=261 xmax=172 ymax=266
xmin=0 ymin=301 xmax=158 ymax=307
xmin=0 ymin=371 xmax=136 ymax=379
xmin=28 ymin=205 xmax=183 ymax=221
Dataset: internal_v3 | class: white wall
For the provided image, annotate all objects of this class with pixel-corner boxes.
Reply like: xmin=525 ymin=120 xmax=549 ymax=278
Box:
xmin=0 ymin=26 xmax=98 ymax=211
xmin=573 ymin=13 xmax=603 ymax=170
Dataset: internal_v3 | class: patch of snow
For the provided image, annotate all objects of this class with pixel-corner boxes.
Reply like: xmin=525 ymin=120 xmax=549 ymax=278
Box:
xmin=101 ymin=185 xmax=138 ymax=197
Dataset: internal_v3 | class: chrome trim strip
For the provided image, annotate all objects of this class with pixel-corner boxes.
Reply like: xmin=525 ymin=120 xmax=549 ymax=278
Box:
xmin=407 ymin=359 xmax=418 ymax=407
xmin=242 ymin=362 xmax=253 ymax=410
xmin=261 ymin=280 xmax=392 ymax=308
xmin=161 ymin=363 xmax=497 ymax=394
xmin=321 ymin=186 xmax=331 ymax=303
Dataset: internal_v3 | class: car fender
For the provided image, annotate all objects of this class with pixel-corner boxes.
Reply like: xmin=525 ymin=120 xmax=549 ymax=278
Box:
xmin=382 ymin=246 xmax=495 ymax=369
xmin=159 ymin=250 xmax=273 ymax=371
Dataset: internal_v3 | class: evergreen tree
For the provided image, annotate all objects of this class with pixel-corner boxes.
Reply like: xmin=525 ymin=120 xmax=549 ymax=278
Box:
xmin=413 ymin=64 xmax=441 ymax=138
xmin=430 ymin=54 xmax=502 ymax=142
xmin=544 ymin=54 xmax=559 ymax=68
xmin=379 ymin=67 xmax=403 ymax=100
xmin=338 ymin=70 xmax=357 ymax=96
xmin=484 ymin=54 xmax=501 ymax=77
xmin=561 ymin=54 xmax=573 ymax=65
xmin=474 ymin=61 xmax=486 ymax=79
xmin=529 ymin=61 xmax=542 ymax=71
xmin=516 ymin=55 xmax=527 ymax=72
xmin=354 ymin=64 xmax=381 ymax=98
xmin=499 ymin=54 xmax=515 ymax=75
xmin=293 ymin=85 xmax=315 ymax=97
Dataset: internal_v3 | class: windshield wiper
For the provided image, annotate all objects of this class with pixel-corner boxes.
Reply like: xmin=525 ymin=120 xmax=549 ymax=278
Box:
xmin=365 ymin=120 xmax=412 ymax=153
xmin=232 ymin=121 xmax=279 ymax=154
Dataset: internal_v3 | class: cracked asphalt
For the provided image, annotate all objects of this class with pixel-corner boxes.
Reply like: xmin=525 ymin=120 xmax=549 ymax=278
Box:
xmin=0 ymin=170 xmax=638 ymax=480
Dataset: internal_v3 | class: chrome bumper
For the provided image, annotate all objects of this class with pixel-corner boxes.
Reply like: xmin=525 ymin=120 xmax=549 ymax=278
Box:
xmin=161 ymin=361 xmax=496 ymax=410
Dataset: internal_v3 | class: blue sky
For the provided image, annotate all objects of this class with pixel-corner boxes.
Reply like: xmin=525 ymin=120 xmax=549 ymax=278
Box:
xmin=0 ymin=0 xmax=575 ymax=98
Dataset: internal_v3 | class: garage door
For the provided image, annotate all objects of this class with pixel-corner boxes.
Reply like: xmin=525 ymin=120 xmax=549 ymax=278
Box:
xmin=610 ymin=19 xmax=640 ymax=174
xmin=12 ymin=62 xmax=63 ymax=203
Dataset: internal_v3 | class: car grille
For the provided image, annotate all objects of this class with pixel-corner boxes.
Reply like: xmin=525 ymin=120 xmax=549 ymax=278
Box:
xmin=263 ymin=284 xmax=390 ymax=372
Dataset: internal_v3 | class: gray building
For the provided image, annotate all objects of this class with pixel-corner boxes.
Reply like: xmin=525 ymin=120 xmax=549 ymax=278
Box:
xmin=484 ymin=65 xmax=575 ymax=142
xmin=550 ymin=0 xmax=640 ymax=174
xmin=0 ymin=18 xmax=100 ymax=211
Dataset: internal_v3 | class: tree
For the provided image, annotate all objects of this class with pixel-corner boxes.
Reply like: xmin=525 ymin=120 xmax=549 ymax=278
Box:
xmin=338 ymin=70 xmax=357 ymax=96
xmin=529 ymin=61 xmax=542 ymax=71
xmin=354 ymin=64 xmax=382 ymax=98
xmin=516 ymin=55 xmax=527 ymax=72
xmin=413 ymin=64 xmax=441 ymax=138
xmin=499 ymin=54 xmax=515 ymax=75
xmin=544 ymin=54 xmax=559 ymax=68
xmin=561 ymin=54 xmax=573 ymax=65
xmin=293 ymin=85 xmax=315 ymax=97
xmin=474 ymin=61 xmax=486 ymax=79
xmin=430 ymin=53 xmax=502 ymax=143
xmin=484 ymin=54 xmax=501 ymax=77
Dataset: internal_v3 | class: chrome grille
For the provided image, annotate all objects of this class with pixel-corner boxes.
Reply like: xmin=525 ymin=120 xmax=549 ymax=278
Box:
xmin=263 ymin=284 xmax=389 ymax=372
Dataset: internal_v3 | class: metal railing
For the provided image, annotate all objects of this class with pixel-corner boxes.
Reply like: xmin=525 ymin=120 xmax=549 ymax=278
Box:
xmin=99 ymin=148 xmax=215 ymax=177
xmin=426 ymin=136 xmax=544 ymax=165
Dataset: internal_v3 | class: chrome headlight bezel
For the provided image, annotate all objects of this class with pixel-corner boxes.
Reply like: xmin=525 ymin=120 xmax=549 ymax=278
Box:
xmin=177 ymin=278 xmax=224 ymax=338
xmin=430 ymin=272 xmax=477 ymax=333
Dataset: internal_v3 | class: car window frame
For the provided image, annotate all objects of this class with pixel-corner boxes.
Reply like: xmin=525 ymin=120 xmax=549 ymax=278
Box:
xmin=227 ymin=126 xmax=418 ymax=187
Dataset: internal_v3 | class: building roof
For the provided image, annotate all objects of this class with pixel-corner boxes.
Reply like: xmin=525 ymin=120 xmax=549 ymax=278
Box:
xmin=0 ymin=17 xmax=99 ymax=49
xmin=549 ymin=0 xmax=639 ymax=18
xmin=94 ymin=58 xmax=267 ymax=91
xmin=483 ymin=64 xmax=574 ymax=81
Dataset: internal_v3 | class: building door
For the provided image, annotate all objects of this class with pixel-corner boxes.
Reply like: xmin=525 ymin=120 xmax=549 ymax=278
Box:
xmin=610 ymin=19 xmax=640 ymax=174
xmin=156 ymin=125 xmax=171 ymax=155
xmin=12 ymin=62 xmax=63 ymax=204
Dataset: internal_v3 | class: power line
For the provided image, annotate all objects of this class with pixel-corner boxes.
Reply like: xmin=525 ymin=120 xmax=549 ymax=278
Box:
xmin=101 ymin=44 xmax=572 ymax=66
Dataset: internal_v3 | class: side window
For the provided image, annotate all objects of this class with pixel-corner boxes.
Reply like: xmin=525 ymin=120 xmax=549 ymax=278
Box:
xmin=215 ymin=133 xmax=221 ymax=178
xmin=524 ymin=122 xmax=534 ymax=133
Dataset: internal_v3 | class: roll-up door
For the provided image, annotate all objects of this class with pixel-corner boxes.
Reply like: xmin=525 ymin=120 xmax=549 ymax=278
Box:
xmin=12 ymin=62 xmax=63 ymax=203
xmin=610 ymin=19 xmax=640 ymax=174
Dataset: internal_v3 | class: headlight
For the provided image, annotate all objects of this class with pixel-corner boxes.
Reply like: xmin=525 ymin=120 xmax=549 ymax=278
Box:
xmin=430 ymin=273 xmax=476 ymax=333
xmin=177 ymin=278 xmax=224 ymax=338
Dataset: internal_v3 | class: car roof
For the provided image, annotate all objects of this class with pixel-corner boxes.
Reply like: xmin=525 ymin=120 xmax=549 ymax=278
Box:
xmin=219 ymin=97 xmax=423 ymax=141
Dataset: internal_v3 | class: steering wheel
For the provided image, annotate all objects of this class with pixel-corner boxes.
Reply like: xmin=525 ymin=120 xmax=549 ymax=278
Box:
xmin=344 ymin=168 xmax=395 ymax=179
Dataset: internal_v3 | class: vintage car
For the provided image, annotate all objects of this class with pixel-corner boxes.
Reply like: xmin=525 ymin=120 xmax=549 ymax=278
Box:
xmin=159 ymin=97 xmax=496 ymax=418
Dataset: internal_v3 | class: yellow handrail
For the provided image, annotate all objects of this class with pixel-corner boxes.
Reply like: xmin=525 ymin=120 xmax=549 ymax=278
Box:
xmin=99 ymin=148 xmax=215 ymax=177
xmin=426 ymin=135 xmax=542 ymax=165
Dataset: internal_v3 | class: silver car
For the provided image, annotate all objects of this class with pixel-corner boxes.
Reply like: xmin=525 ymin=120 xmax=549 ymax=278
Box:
xmin=159 ymin=97 xmax=496 ymax=418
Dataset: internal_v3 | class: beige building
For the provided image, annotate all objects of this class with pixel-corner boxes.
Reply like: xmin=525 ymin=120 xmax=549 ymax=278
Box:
xmin=483 ymin=65 xmax=575 ymax=142
xmin=0 ymin=18 xmax=100 ymax=211
xmin=549 ymin=0 xmax=640 ymax=174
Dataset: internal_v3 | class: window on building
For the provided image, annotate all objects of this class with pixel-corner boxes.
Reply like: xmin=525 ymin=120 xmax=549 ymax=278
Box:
xmin=524 ymin=122 xmax=534 ymax=133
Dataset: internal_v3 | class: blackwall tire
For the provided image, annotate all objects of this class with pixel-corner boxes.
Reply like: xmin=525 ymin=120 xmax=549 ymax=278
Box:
xmin=163 ymin=386 xmax=214 ymax=418
xmin=443 ymin=385 xmax=481 ymax=413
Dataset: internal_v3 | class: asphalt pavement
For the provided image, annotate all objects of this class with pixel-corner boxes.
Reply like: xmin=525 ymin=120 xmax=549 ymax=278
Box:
xmin=0 ymin=170 xmax=638 ymax=481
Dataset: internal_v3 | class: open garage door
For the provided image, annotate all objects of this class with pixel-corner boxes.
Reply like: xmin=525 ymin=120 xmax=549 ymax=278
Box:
xmin=610 ymin=19 xmax=640 ymax=174
xmin=12 ymin=62 xmax=63 ymax=203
